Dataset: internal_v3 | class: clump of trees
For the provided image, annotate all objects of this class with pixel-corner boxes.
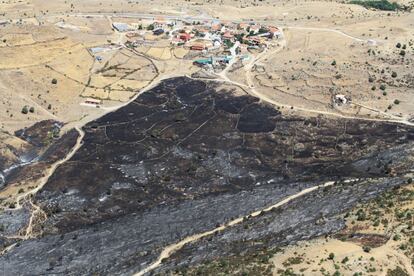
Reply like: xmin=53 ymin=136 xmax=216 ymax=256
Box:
xmin=350 ymin=0 xmax=401 ymax=11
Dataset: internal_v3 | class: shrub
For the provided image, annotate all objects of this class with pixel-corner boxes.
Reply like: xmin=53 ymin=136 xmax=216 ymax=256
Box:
xmin=396 ymin=42 xmax=401 ymax=48
xmin=328 ymin=253 xmax=335 ymax=260
xmin=21 ymin=106 xmax=29 ymax=114
xmin=391 ymin=72 xmax=397 ymax=78
xmin=51 ymin=78 xmax=57 ymax=84
xmin=363 ymin=246 xmax=371 ymax=253
xmin=29 ymin=106 xmax=34 ymax=113
xmin=394 ymin=99 xmax=400 ymax=104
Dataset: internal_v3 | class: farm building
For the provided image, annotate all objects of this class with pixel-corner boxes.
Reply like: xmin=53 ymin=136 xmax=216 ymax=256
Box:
xmin=85 ymin=98 xmax=103 ymax=105
xmin=268 ymin=26 xmax=282 ymax=38
xmin=191 ymin=44 xmax=205 ymax=51
xmin=179 ymin=33 xmax=191 ymax=41
xmin=112 ymin=22 xmax=129 ymax=32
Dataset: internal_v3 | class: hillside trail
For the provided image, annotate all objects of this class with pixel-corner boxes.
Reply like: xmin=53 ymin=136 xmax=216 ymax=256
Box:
xmin=134 ymin=180 xmax=339 ymax=276
xmin=0 ymin=57 xmax=173 ymax=249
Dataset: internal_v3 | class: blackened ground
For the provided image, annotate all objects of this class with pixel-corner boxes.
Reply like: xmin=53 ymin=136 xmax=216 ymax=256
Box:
xmin=14 ymin=120 xmax=62 ymax=148
xmin=35 ymin=77 xmax=413 ymax=233
xmin=0 ymin=129 xmax=80 ymax=250
xmin=0 ymin=119 xmax=65 ymax=184
xmin=157 ymin=178 xmax=405 ymax=275
xmin=0 ymin=77 xmax=412 ymax=275
xmin=4 ymin=128 xmax=79 ymax=186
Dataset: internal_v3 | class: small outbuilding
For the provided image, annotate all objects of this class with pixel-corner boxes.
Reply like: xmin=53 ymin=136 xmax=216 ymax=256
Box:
xmin=153 ymin=29 xmax=164 ymax=36
xmin=85 ymin=98 xmax=103 ymax=105
xmin=112 ymin=22 xmax=129 ymax=32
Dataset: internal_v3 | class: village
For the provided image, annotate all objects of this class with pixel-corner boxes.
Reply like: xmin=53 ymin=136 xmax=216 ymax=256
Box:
xmin=109 ymin=17 xmax=282 ymax=71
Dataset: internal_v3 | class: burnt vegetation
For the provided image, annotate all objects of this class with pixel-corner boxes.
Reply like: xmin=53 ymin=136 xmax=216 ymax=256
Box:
xmin=35 ymin=77 xmax=414 ymax=233
xmin=1 ymin=77 xmax=413 ymax=275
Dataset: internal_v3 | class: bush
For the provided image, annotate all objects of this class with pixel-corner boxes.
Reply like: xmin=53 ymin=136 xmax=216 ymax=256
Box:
xmin=399 ymin=50 xmax=406 ymax=56
xmin=328 ymin=253 xmax=335 ymax=260
xmin=380 ymin=84 xmax=386 ymax=90
xmin=331 ymin=60 xmax=337 ymax=66
xmin=396 ymin=42 xmax=401 ymax=48
xmin=21 ymin=106 xmax=29 ymax=114
xmin=363 ymin=246 xmax=371 ymax=253
xmin=391 ymin=72 xmax=397 ymax=78
xmin=29 ymin=106 xmax=34 ymax=113
xmin=51 ymin=78 xmax=58 ymax=84
xmin=394 ymin=99 xmax=400 ymax=104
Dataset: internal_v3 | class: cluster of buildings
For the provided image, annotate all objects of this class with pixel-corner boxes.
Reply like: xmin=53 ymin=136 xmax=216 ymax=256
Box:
xmin=113 ymin=17 xmax=282 ymax=50
xmin=182 ymin=21 xmax=282 ymax=52
xmin=112 ymin=18 xmax=282 ymax=70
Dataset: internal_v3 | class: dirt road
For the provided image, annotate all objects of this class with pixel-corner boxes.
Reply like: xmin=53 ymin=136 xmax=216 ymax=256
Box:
xmin=215 ymin=30 xmax=414 ymax=127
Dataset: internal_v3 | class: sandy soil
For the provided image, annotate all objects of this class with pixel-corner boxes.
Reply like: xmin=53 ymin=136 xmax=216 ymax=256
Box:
xmin=272 ymin=183 xmax=414 ymax=276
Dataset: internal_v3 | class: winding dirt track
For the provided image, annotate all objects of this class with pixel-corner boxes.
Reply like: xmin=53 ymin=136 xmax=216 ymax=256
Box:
xmin=14 ymin=127 xmax=85 ymax=210
xmin=134 ymin=181 xmax=336 ymax=276
xmin=216 ymin=29 xmax=414 ymax=127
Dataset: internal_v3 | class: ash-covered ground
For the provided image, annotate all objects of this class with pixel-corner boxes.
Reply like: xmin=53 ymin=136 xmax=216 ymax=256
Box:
xmin=0 ymin=77 xmax=413 ymax=275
